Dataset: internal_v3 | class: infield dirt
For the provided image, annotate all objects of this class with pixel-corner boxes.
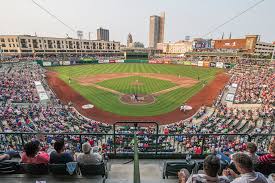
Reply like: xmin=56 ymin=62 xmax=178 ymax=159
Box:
xmin=46 ymin=71 xmax=229 ymax=125
xmin=75 ymin=73 xmax=198 ymax=95
xmin=75 ymin=73 xmax=198 ymax=86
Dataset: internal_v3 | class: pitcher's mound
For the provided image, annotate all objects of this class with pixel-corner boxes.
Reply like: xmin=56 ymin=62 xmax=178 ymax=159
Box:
xmin=120 ymin=94 xmax=155 ymax=105
xmin=131 ymin=80 xmax=144 ymax=86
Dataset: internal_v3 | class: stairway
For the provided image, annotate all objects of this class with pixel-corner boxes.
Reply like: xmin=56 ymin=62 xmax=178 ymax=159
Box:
xmin=106 ymin=159 xmax=178 ymax=183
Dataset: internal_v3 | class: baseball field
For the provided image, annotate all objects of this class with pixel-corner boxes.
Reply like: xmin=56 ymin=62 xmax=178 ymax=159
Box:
xmin=48 ymin=64 xmax=222 ymax=117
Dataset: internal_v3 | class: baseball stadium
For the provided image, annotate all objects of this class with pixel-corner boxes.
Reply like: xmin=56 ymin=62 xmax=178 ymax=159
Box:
xmin=0 ymin=0 xmax=275 ymax=183
xmin=0 ymin=55 xmax=274 ymax=182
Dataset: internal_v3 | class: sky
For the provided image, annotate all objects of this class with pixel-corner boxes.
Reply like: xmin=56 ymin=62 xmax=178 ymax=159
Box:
xmin=1 ymin=0 xmax=274 ymax=46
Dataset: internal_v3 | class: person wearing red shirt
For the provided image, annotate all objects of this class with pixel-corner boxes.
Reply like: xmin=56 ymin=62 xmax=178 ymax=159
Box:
xmin=258 ymin=140 xmax=275 ymax=163
xmin=143 ymin=143 xmax=149 ymax=148
xmin=21 ymin=141 xmax=49 ymax=164
xmin=89 ymin=139 xmax=95 ymax=146
xmin=194 ymin=146 xmax=202 ymax=155
xmin=164 ymin=128 xmax=169 ymax=135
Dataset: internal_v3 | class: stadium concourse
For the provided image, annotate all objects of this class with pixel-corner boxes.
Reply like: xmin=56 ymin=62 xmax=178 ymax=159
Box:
xmin=0 ymin=57 xmax=274 ymax=182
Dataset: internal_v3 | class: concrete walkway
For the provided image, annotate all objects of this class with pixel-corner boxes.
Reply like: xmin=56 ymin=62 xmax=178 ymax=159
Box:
xmin=107 ymin=159 xmax=177 ymax=183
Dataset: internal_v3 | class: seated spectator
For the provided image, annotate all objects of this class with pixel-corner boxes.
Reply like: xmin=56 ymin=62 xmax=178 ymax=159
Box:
xmin=258 ymin=140 xmax=275 ymax=164
xmin=245 ymin=142 xmax=259 ymax=164
xmin=178 ymin=155 xmax=230 ymax=183
xmin=50 ymin=139 xmax=74 ymax=164
xmin=46 ymin=139 xmax=56 ymax=155
xmin=77 ymin=143 xmax=103 ymax=165
xmin=223 ymin=153 xmax=268 ymax=183
xmin=268 ymin=173 xmax=275 ymax=183
xmin=21 ymin=141 xmax=49 ymax=164
xmin=0 ymin=150 xmax=19 ymax=161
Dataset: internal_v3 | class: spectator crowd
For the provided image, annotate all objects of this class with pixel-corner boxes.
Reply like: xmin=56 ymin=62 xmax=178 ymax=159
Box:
xmin=0 ymin=58 xmax=274 ymax=157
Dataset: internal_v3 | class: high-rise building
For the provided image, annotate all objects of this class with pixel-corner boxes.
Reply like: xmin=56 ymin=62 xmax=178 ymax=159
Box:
xmin=159 ymin=12 xmax=165 ymax=44
xmin=149 ymin=12 xmax=165 ymax=48
xmin=127 ymin=33 xmax=133 ymax=47
xmin=97 ymin=27 xmax=109 ymax=41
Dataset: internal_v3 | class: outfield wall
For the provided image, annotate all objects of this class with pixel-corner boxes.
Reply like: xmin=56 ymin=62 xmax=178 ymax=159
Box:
xmin=38 ymin=59 xmax=235 ymax=69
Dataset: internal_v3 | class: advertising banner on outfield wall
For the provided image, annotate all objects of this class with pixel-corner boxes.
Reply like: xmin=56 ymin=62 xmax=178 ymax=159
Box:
xmin=109 ymin=60 xmax=115 ymax=63
xmin=98 ymin=60 xmax=104 ymax=64
xmin=198 ymin=61 xmax=204 ymax=67
xmin=210 ymin=62 xmax=216 ymax=67
xmin=115 ymin=60 xmax=124 ymax=63
xmin=81 ymin=58 xmax=97 ymax=62
xmin=156 ymin=60 xmax=164 ymax=64
xmin=149 ymin=60 xmax=157 ymax=64
xmin=51 ymin=62 xmax=59 ymax=66
xmin=191 ymin=61 xmax=198 ymax=66
xmin=216 ymin=62 xmax=224 ymax=68
xmin=103 ymin=60 xmax=109 ymax=63
xmin=164 ymin=61 xmax=170 ymax=64
xmin=203 ymin=61 xmax=210 ymax=67
xmin=43 ymin=62 xmax=52 ymax=67
xmin=63 ymin=61 xmax=71 ymax=65
xmin=183 ymin=61 xmax=192 ymax=65
xmin=171 ymin=61 xmax=178 ymax=64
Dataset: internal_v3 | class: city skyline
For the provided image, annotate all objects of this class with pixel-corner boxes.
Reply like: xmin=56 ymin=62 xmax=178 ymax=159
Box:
xmin=1 ymin=0 xmax=275 ymax=46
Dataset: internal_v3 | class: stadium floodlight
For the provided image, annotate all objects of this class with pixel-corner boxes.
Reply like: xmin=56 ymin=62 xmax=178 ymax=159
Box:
xmin=77 ymin=30 xmax=84 ymax=58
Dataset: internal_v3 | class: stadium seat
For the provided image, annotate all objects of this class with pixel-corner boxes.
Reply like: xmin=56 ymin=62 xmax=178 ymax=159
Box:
xmin=49 ymin=163 xmax=78 ymax=175
xmin=79 ymin=162 xmax=108 ymax=178
xmin=162 ymin=160 xmax=196 ymax=179
xmin=0 ymin=160 xmax=20 ymax=174
xmin=21 ymin=163 xmax=49 ymax=175
xmin=255 ymin=163 xmax=275 ymax=176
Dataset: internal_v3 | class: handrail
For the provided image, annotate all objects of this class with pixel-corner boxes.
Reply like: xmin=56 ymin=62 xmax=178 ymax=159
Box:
xmin=133 ymin=133 xmax=140 ymax=183
xmin=0 ymin=132 xmax=274 ymax=136
xmin=0 ymin=132 xmax=274 ymax=158
xmin=113 ymin=121 xmax=159 ymax=155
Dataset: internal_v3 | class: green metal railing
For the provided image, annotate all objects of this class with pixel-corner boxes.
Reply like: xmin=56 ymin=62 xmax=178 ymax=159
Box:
xmin=0 ymin=132 xmax=274 ymax=158
xmin=133 ymin=134 xmax=140 ymax=183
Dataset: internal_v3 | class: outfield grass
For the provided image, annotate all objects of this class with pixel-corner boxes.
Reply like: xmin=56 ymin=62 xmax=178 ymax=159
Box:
xmin=97 ymin=76 xmax=176 ymax=94
xmin=49 ymin=64 xmax=221 ymax=116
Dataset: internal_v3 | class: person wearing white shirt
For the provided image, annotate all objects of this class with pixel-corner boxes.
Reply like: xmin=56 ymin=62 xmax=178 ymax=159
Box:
xmin=179 ymin=155 xmax=230 ymax=183
xmin=77 ymin=143 xmax=102 ymax=165
xmin=223 ymin=153 xmax=268 ymax=183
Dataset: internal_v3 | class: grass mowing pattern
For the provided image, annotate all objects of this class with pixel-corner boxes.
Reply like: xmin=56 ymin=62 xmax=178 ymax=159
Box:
xmin=49 ymin=64 xmax=220 ymax=116
xmin=97 ymin=76 xmax=177 ymax=94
